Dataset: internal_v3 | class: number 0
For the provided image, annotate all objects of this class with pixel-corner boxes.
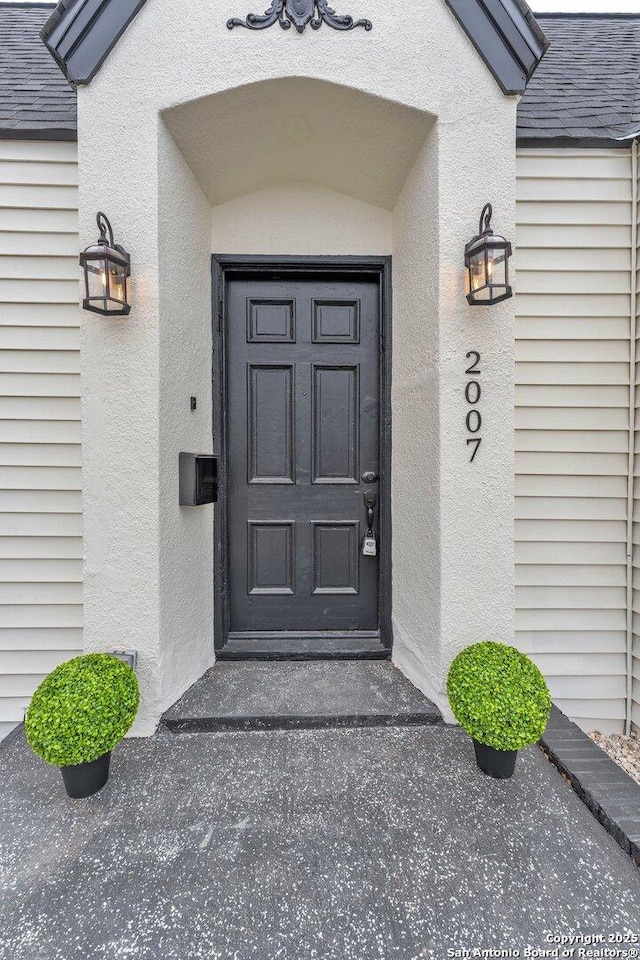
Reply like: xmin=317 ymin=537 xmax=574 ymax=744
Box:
xmin=465 ymin=381 xmax=481 ymax=404
xmin=466 ymin=409 xmax=482 ymax=433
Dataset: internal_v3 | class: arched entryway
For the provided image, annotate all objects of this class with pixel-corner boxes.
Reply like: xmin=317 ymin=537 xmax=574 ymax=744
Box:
xmin=157 ymin=76 xmax=440 ymax=664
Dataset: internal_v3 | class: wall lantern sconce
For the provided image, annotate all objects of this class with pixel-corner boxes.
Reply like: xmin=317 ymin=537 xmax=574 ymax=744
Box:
xmin=80 ymin=212 xmax=131 ymax=316
xmin=464 ymin=203 xmax=512 ymax=306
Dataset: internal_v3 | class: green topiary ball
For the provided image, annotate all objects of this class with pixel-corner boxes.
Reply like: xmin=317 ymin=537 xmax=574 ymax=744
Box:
xmin=25 ymin=653 xmax=139 ymax=767
xmin=447 ymin=641 xmax=551 ymax=752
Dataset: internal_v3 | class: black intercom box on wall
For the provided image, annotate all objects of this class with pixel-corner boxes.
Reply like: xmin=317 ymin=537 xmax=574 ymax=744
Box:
xmin=179 ymin=453 xmax=218 ymax=506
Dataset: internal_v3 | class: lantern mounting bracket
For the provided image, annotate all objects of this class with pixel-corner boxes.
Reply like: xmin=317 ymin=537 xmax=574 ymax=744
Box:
xmin=96 ymin=211 xmax=129 ymax=259
xmin=468 ymin=203 xmax=494 ymax=249
xmin=479 ymin=202 xmax=492 ymax=238
xmin=96 ymin=211 xmax=113 ymax=247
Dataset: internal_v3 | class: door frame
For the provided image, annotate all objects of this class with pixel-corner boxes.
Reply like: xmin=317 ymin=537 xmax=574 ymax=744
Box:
xmin=211 ymin=255 xmax=393 ymax=658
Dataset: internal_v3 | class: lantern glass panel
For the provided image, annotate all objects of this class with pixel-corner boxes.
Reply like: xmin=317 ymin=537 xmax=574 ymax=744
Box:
xmin=86 ymin=257 xmax=108 ymax=305
xmin=488 ymin=245 xmax=508 ymax=288
xmin=468 ymin=249 xmax=487 ymax=294
xmin=108 ymin=261 xmax=127 ymax=306
xmin=82 ymin=250 xmax=129 ymax=314
xmin=465 ymin=239 xmax=512 ymax=305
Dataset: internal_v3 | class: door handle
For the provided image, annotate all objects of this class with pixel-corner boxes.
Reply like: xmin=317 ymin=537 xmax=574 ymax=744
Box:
xmin=362 ymin=471 xmax=378 ymax=483
xmin=363 ymin=490 xmax=377 ymax=531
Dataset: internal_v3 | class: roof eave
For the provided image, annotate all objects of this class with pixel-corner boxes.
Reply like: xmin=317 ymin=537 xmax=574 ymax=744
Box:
xmin=517 ymin=135 xmax=636 ymax=150
xmin=0 ymin=126 xmax=77 ymax=142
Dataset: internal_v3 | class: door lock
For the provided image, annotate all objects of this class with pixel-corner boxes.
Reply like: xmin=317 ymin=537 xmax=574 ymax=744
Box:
xmin=362 ymin=490 xmax=378 ymax=557
xmin=362 ymin=471 xmax=378 ymax=483
xmin=363 ymin=490 xmax=377 ymax=532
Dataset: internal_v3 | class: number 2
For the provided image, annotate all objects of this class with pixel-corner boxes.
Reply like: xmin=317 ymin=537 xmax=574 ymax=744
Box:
xmin=465 ymin=351 xmax=481 ymax=375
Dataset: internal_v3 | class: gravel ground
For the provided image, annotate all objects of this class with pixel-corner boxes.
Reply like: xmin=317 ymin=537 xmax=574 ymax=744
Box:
xmin=589 ymin=729 xmax=640 ymax=785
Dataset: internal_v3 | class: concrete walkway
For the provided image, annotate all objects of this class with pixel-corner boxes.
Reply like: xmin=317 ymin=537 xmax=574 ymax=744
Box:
xmin=1 ymin=724 xmax=639 ymax=960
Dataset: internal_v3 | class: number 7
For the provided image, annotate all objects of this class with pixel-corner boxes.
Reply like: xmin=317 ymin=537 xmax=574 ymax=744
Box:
xmin=467 ymin=438 xmax=482 ymax=462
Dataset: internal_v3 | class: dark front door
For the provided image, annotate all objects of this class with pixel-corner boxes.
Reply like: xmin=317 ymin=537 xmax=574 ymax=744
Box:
xmin=220 ymin=264 xmax=389 ymax=653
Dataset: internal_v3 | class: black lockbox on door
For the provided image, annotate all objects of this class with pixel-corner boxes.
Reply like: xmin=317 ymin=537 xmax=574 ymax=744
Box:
xmin=179 ymin=453 xmax=218 ymax=506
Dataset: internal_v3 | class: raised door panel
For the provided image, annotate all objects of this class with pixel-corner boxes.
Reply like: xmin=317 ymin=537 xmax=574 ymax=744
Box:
xmin=312 ymin=522 xmax=359 ymax=595
xmin=312 ymin=299 xmax=360 ymax=343
xmin=247 ymin=299 xmax=295 ymax=343
xmin=312 ymin=364 xmax=359 ymax=484
xmin=248 ymin=363 xmax=295 ymax=484
xmin=248 ymin=522 xmax=295 ymax=595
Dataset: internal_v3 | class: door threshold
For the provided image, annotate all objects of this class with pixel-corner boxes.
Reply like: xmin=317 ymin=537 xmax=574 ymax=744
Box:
xmin=217 ymin=635 xmax=390 ymax=660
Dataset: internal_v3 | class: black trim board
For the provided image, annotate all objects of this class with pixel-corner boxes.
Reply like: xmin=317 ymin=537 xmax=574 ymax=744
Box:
xmin=445 ymin=0 xmax=548 ymax=95
xmin=541 ymin=706 xmax=640 ymax=866
xmin=211 ymin=255 xmax=393 ymax=660
xmin=41 ymin=0 xmax=148 ymax=85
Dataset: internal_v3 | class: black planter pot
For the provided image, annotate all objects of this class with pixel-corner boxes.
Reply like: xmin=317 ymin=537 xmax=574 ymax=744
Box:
xmin=473 ymin=740 xmax=518 ymax=780
xmin=60 ymin=751 xmax=111 ymax=799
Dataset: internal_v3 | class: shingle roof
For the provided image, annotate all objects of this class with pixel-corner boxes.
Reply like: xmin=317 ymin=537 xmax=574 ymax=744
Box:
xmin=517 ymin=14 xmax=640 ymax=144
xmin=0 ymin=2 xmax=76 ymax=140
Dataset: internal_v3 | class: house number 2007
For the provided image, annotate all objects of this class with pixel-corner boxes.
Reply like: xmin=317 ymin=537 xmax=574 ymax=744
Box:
xmin=465 ymin=351 xmax=482 ymax=462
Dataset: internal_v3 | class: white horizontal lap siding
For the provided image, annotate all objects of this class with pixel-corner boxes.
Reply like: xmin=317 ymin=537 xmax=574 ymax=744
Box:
xmin=516 ymin=147 xmax=633 ymax=735
xmin=634 ymin=152 xmax=640 ymax=734
xmin=0 ymin=140 xmax=81 ymax=742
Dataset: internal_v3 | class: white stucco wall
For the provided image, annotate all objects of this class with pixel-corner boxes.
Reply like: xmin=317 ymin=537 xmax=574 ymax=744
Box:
xmin=390 ymin=114 xmax=517 ymax=712
xmin=390 ymin=133 xmax=442 ymax=703
xmin=210 ymin=184 xmax=392 ymax=255
xmin=158 ymin=125 xmax=215 ymax=717
xmin=75 ymin=0 xmax=518 ymax=726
